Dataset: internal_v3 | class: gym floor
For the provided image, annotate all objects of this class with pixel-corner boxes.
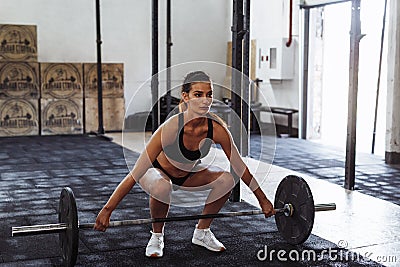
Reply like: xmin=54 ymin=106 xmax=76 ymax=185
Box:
xmin=0 ymin=133 xmax=398 ymax=266
xmin=112 ymin=132 xmax=400 ymax=266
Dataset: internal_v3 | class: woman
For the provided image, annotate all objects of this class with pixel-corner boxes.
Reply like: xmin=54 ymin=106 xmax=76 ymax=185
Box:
xmin=94 ymin=71 xmax=275 ymax=258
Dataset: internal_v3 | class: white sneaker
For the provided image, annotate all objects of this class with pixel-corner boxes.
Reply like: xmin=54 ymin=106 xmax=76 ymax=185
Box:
xmin=192 ymin=224 xmax=226 ymax=252
xmin=145 ymin=231 xmax=164 ymax=258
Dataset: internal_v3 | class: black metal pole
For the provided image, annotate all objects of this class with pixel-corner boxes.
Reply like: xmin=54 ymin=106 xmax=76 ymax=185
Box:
xmin=371 ymin=0 xmax=387 ymax=154
xmin=230 ymin=0 xmax=245 ymax=202
xmin=166 ymin=0 xmax=172 ymax=117
xmin=241 ymin=0 xmax=250 ymax=157
xmin=345 ymin=0 xmax=361 ymax=190
xmin=151 ymin=0 xmax=159 ymax=133
xmin=95 ymin=0 xmax=104 ymax=135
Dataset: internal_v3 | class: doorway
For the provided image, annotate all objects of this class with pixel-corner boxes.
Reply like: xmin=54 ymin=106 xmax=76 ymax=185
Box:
xmin=310 ymin=0 xmax=388 ymax=156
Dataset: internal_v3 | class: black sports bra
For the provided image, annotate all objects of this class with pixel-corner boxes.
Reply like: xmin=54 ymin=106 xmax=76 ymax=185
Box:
xmin=163 ymin=112 xmax=213 ymax=164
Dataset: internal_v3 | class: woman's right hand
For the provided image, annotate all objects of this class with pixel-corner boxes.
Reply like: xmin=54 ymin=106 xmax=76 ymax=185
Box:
xmin=94 ymin=207 xmax=112 ymax=232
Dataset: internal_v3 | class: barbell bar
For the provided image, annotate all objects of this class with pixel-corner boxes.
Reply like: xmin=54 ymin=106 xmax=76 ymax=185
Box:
xmin=12 ymin=203 xmax=336 ymax=236
xmin=10 ymin=175 xmax=337 ymax=267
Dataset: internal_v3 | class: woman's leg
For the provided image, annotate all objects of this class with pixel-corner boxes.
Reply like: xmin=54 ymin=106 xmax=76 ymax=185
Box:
xmin=139 ymin=168 xmax=172 ymax=233
xmin=149 ymin=197 xmax=170 ymax=233
xmin=177 ymin=166 xmax=234 ymax=252
xmin=180 ymin=166 xmax=235 ymax=229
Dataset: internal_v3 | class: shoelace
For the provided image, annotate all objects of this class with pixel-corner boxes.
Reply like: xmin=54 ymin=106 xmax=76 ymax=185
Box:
xmin=148 ymin=235 xmax=163 ymax=246
xmin=203 ymin=230 xmax=217 ymax=243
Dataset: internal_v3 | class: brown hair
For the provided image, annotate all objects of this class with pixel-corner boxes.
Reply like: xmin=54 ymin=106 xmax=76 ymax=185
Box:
xmin=179 ymin=71 xmax=227 ymax=128
xmin=178 ymin=71 xmax=211 ymax=112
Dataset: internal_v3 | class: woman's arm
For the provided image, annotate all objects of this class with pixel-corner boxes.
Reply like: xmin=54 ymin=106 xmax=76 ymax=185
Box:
xmin=94 ymin=116 xmax=178 ymax=231
xmin=100 ymin=128 xmax=163 ymax=211
xmin=214 ymin=123 xmax=275 ymax=217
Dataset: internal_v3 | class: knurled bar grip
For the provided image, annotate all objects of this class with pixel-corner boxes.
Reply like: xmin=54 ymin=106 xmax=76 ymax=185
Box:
xmin=12 ymin=223 xmax=68 ymax=236
xmin=11 ymin=203 xmax=336 ymax=237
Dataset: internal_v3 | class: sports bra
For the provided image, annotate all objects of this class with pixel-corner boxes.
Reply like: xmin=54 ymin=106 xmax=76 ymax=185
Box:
xmin=163 ymin=112 xmax=213 ymax=164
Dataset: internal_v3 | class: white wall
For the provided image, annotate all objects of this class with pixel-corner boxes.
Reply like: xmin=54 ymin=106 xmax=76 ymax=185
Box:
xmin=0 ymin=0 xmax=97 ymax=62
xmin=0 ymin=0 xmax=231 ymax=116
xmin=160 ymin=0 xmax=232 ymax=102
xmin=250 ymin=0 xmax=301 ymax=127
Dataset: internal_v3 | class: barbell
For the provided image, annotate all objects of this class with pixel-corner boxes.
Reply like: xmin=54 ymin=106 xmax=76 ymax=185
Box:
xmin=11 ymin=175 xmax=336 ymax=267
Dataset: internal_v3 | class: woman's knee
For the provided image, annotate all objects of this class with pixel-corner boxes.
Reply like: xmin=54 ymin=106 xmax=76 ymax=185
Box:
xmin=212 ymin=171 xmax=235 ymax=189
xmin=149 ymin=178 xmax=172 ymax=199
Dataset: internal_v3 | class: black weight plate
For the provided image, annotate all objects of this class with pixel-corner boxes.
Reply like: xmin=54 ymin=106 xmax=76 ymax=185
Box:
xmin=274 ymin=175 xmax=315 ymax=245
xmin=59 ymin=187 xmax=79 ymax=267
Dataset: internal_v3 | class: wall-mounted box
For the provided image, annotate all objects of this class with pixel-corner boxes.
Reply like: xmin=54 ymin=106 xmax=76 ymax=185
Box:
xmin=256 ymin=38 xmax=295 ymax=80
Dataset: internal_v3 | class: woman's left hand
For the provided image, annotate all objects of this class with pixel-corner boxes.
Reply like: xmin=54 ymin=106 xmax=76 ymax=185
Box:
xmin=259 ymin=197 xmax=276 ymax=218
